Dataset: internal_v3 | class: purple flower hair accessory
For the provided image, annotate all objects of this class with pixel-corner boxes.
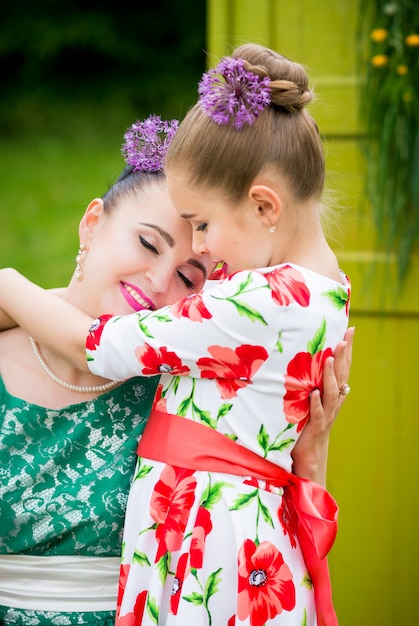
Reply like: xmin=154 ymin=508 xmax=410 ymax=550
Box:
xmin=198 ymin=57 xmax=271 ymax=129
xmin=121 ymin=114 xmax=179 ymax=172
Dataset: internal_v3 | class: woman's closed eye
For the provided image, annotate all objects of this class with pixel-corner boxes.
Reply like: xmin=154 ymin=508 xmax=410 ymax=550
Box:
xmin=177 ymin=271 xmax=195 ymax=290
xmin=196 ymin=223 xmax=208 ymax=232
xmin=139 ymin=235 xmax=158 ymax=254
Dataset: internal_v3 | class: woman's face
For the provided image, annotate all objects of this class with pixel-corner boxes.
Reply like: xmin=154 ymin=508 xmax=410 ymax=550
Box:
xmin=74 ymin=184 xmax=213 ymax=317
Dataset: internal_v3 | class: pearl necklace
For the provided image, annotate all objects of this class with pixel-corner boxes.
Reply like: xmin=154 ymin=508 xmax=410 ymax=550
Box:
xmin=29 ymin=336 xmax=119 ymax=394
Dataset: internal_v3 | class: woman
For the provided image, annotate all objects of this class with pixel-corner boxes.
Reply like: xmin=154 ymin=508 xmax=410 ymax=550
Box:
xmin=0 ymin=116 xmax=213 ymax=625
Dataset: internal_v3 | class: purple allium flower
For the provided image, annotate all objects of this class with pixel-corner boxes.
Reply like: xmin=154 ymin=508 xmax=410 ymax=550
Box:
xmin=121 ymin=115 xmax=179 ymax=172
xmin=198 ymin=57 xmax=271 ymax=129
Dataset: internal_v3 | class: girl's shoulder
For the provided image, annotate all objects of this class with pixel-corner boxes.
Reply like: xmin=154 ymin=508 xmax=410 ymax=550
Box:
xmin=215 ymin=264 xmax=349 ymax=290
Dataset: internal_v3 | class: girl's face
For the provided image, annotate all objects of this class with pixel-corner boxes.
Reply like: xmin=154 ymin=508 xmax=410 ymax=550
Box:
xmin=74 ymin=184 xmax=213 ymax=317
xmin=166 ymin=170 xmax=273 ymax=274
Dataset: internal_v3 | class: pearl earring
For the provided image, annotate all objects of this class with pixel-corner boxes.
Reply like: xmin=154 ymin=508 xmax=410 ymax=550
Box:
xmin=75 ymin=242 xmax=87 ymax=281
xmin=268 ymin=223 xmax=276 ymax=234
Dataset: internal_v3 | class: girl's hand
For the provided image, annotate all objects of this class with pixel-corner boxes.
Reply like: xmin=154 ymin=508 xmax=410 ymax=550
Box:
xmin=291 ymin=326 xmax=354 ymax=487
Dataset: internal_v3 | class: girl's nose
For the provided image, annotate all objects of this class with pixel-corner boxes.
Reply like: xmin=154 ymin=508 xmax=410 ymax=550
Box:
xmin=192 ymin=231 xmax=208 ymax=256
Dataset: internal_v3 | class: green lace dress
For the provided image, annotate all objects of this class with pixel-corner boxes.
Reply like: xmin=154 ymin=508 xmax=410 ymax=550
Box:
xmin=0 ymin=375 xmax=158 ymax=625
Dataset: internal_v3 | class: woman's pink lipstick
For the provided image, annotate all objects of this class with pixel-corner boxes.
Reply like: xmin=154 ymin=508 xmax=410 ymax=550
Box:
xmin=120 ymin=282 xmax=155 ymax=312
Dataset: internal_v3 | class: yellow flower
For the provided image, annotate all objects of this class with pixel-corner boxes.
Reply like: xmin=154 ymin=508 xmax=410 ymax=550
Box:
xmin=396 ymin=65 xmax=408 ymax=75
xmin=402 ymin=93 xmax=412 ymax=103
xmin=405 ymin=33 xmax=419 ymax=46
xmin=371 ymin=28 xmax=388 ymax=43
xmin=371 ymin=54 xmax=389 ymax=67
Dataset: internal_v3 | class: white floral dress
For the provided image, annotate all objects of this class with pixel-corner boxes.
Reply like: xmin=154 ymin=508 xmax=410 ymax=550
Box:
xmin=86 ymin=264 xmax=350 ymax=626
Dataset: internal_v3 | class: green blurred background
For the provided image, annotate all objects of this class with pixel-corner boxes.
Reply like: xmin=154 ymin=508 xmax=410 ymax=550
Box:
xmin=0 ymin=0 xmax=206 ymax=286
xmin=2 ymin=2 xmax=419 ymax=625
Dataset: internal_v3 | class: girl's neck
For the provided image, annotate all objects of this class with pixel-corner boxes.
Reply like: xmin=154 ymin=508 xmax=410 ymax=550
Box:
xmin=271 ymin=204 xmax=341 ymax=282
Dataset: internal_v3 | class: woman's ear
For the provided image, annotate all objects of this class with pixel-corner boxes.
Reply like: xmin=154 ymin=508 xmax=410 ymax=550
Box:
xmin=248 ymin=184 xmax=282 ymax=228
xmin=78 ymin=198 xmax=105 ymax=242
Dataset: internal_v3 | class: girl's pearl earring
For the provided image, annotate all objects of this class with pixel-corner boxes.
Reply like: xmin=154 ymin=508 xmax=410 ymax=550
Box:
xmin=268 ymin=223 xmax=276 ymax=234
xmin=75 ymin=242 xmax=87 ymax=281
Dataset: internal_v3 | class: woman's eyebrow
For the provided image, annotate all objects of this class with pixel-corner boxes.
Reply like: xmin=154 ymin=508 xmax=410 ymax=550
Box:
xmin=140 ymin=223 xmax=174 ymax=247
xmin=187 ymin=258 xmax=207 ymax=279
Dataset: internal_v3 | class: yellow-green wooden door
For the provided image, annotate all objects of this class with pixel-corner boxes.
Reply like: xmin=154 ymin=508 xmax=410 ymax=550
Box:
xmin=207 ymin=2 xmax=419 ymax=624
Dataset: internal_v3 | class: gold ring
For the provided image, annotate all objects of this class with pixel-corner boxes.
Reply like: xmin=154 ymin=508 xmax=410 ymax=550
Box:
xmin=339 ymin=383 xmax=350 ymax=397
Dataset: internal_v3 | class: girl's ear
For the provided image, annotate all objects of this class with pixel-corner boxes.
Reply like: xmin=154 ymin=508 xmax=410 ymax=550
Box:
xmin=78 ymin=198 xmax=105 ymax=242
xmin=248 ymin=184 xmax=282 ymax=228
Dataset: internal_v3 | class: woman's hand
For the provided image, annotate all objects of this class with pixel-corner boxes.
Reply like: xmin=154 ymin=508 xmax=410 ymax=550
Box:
xmin=291 ymin=326 xmax=354 ymax=487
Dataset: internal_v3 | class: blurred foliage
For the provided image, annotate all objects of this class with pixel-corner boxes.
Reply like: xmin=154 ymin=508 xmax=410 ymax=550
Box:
xmin=0 ymin=0 xmax=206 ymax=137
xmin=0 ymin=0 xmax=206 ymax=286
xmin=357 ymin=0 xmax=419 ymax=284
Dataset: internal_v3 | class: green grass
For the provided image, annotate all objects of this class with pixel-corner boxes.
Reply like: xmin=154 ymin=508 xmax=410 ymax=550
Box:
xmin=0 ymin=104 xmax=147 ymax=287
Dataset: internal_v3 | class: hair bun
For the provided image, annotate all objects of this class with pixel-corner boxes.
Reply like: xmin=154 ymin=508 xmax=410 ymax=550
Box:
xmin=269 ymin=79 xmax=313 ymax=111
xmin=233 ymin=44 xmax=313 ymax=112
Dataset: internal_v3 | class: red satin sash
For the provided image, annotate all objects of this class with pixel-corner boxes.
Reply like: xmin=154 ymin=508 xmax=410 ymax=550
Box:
xmin=137 ymin=409 xmax=339 ymax=626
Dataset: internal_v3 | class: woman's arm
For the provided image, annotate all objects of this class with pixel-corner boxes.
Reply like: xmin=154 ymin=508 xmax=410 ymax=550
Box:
xmin=291 ymin=326 xmax=354 ymax=487
xmin=0 ymin=268 xmax=92 ymax=370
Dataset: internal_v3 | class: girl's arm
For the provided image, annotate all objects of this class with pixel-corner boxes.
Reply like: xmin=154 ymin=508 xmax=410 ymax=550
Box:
xmin=291 ymin=326 xmax=354 ymax=487
xmin=0 ymin=268 xmax=92 ymax=371
xmin=0 ymin=309 xmax=17 ymax=330
xmin=0 ymin=287 xmax=65 ymax=331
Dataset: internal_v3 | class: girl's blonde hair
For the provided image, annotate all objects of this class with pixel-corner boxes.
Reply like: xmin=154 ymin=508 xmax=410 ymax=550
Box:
xmin=165 ymin=44 xmax=324 ymax=203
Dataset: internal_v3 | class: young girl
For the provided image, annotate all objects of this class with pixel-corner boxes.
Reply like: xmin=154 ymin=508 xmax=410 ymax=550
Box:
xmin=0 ymin=45 xmax=351 ymax=625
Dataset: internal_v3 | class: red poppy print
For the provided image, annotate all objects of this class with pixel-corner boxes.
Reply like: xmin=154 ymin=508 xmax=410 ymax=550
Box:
xmin=117 ymin=590 xmax=147 ymax=626
xmin=171 ymin=293 xmax=212 ymax=322
xmin=209 ymin=262 xmax=229 ymax=280
xmin=345 ymin=278 xmax=351 ymax=316
xmin=86 ymin=314 xmax=113 ymax=351
xmin=135 ymin=344 xmax=190 ymax=376
xmin=170 ymin=552 xmax=190 ymax=615
xmin=150 ymin=465 xmax=197 ymax=561
xmin=197 ymin=344 xmax=268 ymax=399
xmin=284 ymin=348 xmax=333 ymax=431
xmin=116 ymin=564 xmax=131 ymax=615
xmin=228 ymin=616 xmax=236 ymax=626
xmin=237 ymin=539 xmax=295 ymax=626
xmin=265 ymin=266 xmax=310 ymax=307
xmin=190 ymin=506 xmax=213 ymax=568
xmin=151 ymin=383 xmax=167 ymax=412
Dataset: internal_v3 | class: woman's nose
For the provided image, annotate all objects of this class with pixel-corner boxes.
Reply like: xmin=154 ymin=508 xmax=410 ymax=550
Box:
xmin=144 ymin=266 xmax=171 ymax=294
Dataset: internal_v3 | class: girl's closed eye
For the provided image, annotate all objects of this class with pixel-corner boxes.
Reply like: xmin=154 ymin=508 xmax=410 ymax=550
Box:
xmin=139 ymin=235 xmax=158 ymax=254
xmin=196 ymin=223 xmax=207 ymax=232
